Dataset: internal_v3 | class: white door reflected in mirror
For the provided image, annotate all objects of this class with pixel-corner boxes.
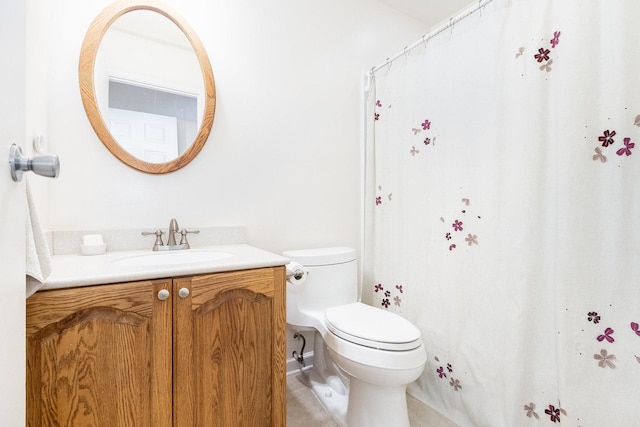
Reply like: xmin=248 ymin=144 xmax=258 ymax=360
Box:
xmin=108 ymin=108 xmax=178 ymax=163
xmin=95 ymin=9 xmax=203 ymax=163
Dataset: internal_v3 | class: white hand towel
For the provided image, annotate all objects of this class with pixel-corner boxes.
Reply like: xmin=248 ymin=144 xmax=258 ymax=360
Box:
xmin=25 ymin=180 xmax=52 ymax=298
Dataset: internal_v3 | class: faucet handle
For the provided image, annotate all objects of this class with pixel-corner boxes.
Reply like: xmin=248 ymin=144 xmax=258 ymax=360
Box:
xmin=179 ymin=228 xmax=200 ymax=247
xmin=142 ymin=229 xmax=164 ymax=251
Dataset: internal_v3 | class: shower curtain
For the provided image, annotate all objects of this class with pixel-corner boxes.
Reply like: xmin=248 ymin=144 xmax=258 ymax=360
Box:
xmin=363 ymin=1 xmax=640 ymax=425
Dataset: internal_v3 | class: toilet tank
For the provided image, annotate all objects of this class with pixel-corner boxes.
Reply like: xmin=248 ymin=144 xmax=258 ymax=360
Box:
xmin=283 ymin=247 xmax=358 ymax=328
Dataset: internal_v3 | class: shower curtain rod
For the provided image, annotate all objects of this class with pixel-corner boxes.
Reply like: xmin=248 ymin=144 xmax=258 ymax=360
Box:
xmin=370 ymin=0 xmax=496 ymax=75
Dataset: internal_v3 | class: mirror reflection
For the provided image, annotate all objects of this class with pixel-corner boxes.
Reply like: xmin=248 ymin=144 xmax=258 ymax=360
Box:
xmin=95 ymin=10 xmax=204 ymax=164
xmin=79 ymin=0 xmax=216 ymax=174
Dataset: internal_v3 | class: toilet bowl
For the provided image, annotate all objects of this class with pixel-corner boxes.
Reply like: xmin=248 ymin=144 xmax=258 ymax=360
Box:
xmin=284 ymin=247 xmax=427 ymax=427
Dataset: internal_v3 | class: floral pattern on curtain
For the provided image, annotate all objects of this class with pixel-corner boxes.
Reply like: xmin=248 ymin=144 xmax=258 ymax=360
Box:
xmin=363 ymin=1 xmax=640 ymax=425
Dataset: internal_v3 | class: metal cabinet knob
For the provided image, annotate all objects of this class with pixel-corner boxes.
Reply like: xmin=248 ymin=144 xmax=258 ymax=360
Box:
xmin=157 ymin=289 xmax=170 ymax=301
xmin=178 ymin=287 xmax=190 ymax=298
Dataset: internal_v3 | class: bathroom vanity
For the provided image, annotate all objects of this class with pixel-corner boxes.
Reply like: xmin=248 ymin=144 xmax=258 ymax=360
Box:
xmin=26 ymin=245 xmax=287 ymax=427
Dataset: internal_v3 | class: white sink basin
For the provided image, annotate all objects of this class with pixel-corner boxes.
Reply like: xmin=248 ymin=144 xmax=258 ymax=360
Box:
xmin=111 ymin=250 xmax=233 ymax=268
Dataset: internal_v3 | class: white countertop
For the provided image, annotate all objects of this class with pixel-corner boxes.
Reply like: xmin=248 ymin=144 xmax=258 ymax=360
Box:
xmin=42 ymin=244 xmax=290 ymax=290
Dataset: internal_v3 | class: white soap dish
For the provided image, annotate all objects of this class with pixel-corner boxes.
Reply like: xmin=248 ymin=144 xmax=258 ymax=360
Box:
xmin=80 ymin=243 xmax=107 ymax=256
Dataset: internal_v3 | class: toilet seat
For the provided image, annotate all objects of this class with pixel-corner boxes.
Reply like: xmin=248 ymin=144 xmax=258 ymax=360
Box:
xmin=325 ymin=302 xmax=422 ymax=351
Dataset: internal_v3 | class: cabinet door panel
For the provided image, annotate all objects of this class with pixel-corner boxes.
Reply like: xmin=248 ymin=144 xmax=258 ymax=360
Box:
xmin=197 ymin=289 xmax=272 ymax=426
xmin=26 ymin=280 xmax=173 ymax=427
xmin=174 ymin=267 xmax=286 ymax=427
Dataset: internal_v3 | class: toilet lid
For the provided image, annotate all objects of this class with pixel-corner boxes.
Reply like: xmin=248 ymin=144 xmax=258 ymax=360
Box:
xmin=325 ymin=303 xmax=422 ymax=351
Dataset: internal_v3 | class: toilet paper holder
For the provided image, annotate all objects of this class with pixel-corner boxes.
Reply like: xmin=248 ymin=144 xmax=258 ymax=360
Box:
xmin=286 ymin=262 xmax=308 ymax=283
xmin=288 ymin=268 xmax=306 ymax=281
xmin=9 ymin=144 xmax=60 ymax=182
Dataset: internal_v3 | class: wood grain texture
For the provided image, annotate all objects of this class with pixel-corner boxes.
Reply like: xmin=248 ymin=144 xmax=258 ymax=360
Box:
xmin=271 ymin=266 xmax=287 ymax=427
xmin=173 ymin=267 xmax=286 ymax=426
xmin=26 ymin=280 xmax=172 ymax=427
xmin=27 ymin=268 xmax=286 ymax=426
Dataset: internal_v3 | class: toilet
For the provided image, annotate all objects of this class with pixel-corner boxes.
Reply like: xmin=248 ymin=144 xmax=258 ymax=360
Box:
xmin=284 ymin=247 xmax=426 ymax=427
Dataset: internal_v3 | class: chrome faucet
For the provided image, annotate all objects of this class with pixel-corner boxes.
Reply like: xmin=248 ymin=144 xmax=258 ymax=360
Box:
xmin=142 ymin=218 xmax=200 ymax=251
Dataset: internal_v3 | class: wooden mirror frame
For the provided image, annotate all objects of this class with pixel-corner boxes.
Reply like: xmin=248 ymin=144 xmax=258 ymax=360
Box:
xmin=79 ymin=0 xmax=216 ymax=174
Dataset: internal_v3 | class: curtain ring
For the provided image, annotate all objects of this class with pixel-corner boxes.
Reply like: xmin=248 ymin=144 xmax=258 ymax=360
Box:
xmin=449 ymin=17 xmax=454 ymax=35
xmin=403 ymin=46 xmax=409 ymax=59
xmin=422 ymin=34 xmax=428 ymax=48
xmin=386 ymin=57 xmax=392 ymax=71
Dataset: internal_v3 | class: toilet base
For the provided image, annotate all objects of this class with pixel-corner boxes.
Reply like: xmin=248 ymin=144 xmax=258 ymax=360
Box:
xmin=302 ymin=332 xmax=349 ymax=426
xmin=304 ymin=369 xmax=413 ymax=427
xmin=325 ymin=342 xmax=424 ymax=427
xmin=303 ymin=370 xmax=348 ymax=426
xmin=346 ymin=379 xmax=410 ymax=427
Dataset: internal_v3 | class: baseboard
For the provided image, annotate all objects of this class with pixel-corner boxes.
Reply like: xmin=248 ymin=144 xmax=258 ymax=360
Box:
xmin=286 ymin=351 xmax=314 ymax=375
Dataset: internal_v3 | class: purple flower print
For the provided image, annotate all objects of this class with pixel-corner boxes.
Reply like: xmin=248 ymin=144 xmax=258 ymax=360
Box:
xmin=550 ymin=31 xmax=561 ymax=48
xmin=422 ymin=119 xmax=431 ymax=130
xmin=381 ymin=298 xmax=390 ymax=308
xmin=631 ymin=322 xmax=640 ymax=336
xmin=376 ymin=100 xmax=382 ymax=107
xmin=534 ymin=47 xmax=550 ymax=63
xmin=598 ymin=129 xmax=616 ymax=147
xmin=384 ymin=290 xmax=391 ymax=298
xmin=447 ymin=363 xmax=453 ymax=373
xmin=395 ymin=284 xmax=403 ymax=293
xmin=597 ymin=327 xmax=615 ymax=343
xmin=587 ymin=312 xmax=601 ymax=323
xmin=374 ymin=113 xmax=380 ymax=121
xmin=436 ymin=367 xmax=446 ymax=378
xmin=594 ymin=349 xmax=616 ymax=368
xmin=452 ymin=220 xmax=464 ymax=231
xmin=394 ymin=296 xmax=401 ymax=306
xmin=424 ymin=137 xmax=431 ymax=145
xmin=616 ymin=137 xmax=635 ymax=156
xmin=449 ymin=244 xmax=456 ymax=251
xmin=376 ymin=196 xmax=382 ymax=206
xmin=374 ymin=284 xmax=383 ymax=293
xmin=545 ymin=405 xmax=561 ymax=423
xmin=445 ymin=232 xmax=452 ymax=240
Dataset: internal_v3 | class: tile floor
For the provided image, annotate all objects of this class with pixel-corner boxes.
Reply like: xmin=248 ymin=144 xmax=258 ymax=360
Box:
xmin=286 ymin=372 xmax=458 ymax=427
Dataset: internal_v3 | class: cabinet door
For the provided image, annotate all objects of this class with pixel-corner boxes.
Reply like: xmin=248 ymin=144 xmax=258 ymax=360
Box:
xmin=26 ymin=280 xmax=173 ymax=427
xmin=173 ymin=267 xmax=286 ymax=427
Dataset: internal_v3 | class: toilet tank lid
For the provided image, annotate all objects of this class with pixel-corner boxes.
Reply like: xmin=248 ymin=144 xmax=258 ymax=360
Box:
xmin=283 ymin=247 xmax=356 ymax=266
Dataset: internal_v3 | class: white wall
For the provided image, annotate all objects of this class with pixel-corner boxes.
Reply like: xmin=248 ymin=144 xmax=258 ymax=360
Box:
xmin=37 ymin=0 xmax=426 ymax=256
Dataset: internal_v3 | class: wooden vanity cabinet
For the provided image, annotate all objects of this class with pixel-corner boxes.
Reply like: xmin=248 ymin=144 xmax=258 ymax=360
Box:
xmin=26 ymin=267 xmax=286 ymax=427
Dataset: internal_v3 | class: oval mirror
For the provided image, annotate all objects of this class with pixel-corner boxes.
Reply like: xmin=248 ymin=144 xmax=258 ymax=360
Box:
xmin=79 ymin=0 xmax=215 ymax=174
